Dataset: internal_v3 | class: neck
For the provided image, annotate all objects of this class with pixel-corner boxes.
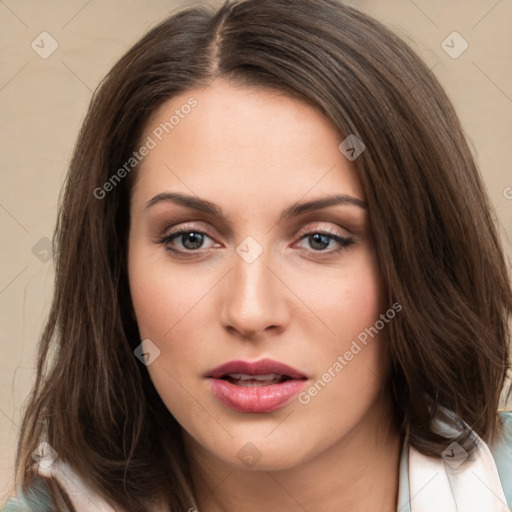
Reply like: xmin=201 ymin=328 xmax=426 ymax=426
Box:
xmin=184 ymin=395 xmax=402 ymax=512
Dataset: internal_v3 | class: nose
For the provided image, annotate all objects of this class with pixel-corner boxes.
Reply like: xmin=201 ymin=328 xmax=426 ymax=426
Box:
xmin=220 ymin=246 xmax=289 ymax=340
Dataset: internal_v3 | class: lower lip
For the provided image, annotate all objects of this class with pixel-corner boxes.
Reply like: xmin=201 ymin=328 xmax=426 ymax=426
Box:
xmin=208 ymin=378 xmax=307 ymax=413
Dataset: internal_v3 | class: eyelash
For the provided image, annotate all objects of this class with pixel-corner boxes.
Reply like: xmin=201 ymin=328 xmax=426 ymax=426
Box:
xmin=157 ymin=224 xmax=355 ymax=257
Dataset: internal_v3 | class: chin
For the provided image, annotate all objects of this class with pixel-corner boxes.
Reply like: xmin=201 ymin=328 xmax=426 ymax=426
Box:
xmin=191 ymin=425 xmax=316 ymax=472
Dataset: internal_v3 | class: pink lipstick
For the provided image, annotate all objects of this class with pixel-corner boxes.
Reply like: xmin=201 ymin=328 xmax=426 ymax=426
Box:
xmin=205 ymin=358 xmax=308 ymax=413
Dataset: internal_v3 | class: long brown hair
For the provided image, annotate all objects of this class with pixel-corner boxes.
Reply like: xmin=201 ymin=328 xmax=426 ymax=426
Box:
xmin=13 ymin=0 xmax=512 ymax=510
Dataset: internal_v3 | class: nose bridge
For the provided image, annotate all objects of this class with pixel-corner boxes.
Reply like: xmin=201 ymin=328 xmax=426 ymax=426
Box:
xmin=220 ymin=238 xmax=286 ymax=337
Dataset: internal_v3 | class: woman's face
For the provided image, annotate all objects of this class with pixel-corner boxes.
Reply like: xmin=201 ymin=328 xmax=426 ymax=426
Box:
xmin=128 ymin=79 xmax=391 ymax=471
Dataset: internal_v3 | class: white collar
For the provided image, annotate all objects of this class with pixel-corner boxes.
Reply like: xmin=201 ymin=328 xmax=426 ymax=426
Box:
xmin=406 ymin=430 xmax=509 ymax=511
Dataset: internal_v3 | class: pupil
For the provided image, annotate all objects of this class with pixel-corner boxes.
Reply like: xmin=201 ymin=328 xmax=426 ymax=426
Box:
xmin=183 ymin=232 xmax=203 ymax=249
xmin=310 ymin=233 xmax=329 ymax=250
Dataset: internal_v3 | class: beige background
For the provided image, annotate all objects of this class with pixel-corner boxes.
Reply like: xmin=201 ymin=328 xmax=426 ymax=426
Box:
xmin=1 ymin=0 xmax=511 ymax=500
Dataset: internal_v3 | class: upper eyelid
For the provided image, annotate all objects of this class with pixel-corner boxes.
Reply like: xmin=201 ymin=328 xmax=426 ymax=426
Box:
xmin=163 ymin=221 xmax=349 ymax=238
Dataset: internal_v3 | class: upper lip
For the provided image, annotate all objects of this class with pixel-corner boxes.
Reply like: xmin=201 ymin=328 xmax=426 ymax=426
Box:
xmin=205 ymin=358 xmax=308 ymax=379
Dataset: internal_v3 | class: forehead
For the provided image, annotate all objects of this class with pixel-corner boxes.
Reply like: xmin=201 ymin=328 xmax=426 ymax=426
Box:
xmin=131 ymin=79 xmax=364 ymax=214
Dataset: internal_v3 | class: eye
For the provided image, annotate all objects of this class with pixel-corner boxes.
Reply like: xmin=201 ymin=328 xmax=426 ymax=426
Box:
xmin=295 ymin=230 xmax=354 ymax=254
xmin=158 ymin=227 xmax=219 ymax=254
xmin=157 ymin=225 xmax=355 ymax=257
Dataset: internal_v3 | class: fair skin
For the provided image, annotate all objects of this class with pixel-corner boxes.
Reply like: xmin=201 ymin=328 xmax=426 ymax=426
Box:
xmin=128 ymin=79 xmax=401 ymax=512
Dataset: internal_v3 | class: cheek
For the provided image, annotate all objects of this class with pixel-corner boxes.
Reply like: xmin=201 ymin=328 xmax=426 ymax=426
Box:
xmin=294 ymin=250 xmax=389 ymax=413
xmin=128 ymin=244 xmax=211 ymax=341
xmin=339 ymin=256 xmax=388 ymax=374
xmin=128 ymin=247 xmax=211 ymax=428
xmin=127 ymin=241 xmax=220 ymax=378
xmin=344 ymin=249 xmax=384 ymax=337
xmin=292 ymin=247 xmax=384 ymax=349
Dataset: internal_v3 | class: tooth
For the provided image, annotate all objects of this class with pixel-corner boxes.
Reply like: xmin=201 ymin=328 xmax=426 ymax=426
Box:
xmin=254 ymin=373 xmax=282 ymax=381
xmin=237 ymin=381 xmax=274 ymax=387
xmin=226 ymin=373 xmax=283 ymax=381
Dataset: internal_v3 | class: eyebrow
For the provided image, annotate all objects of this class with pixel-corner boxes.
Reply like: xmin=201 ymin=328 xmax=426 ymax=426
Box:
xmin=144 ymin=192 xmax=367 ymax=220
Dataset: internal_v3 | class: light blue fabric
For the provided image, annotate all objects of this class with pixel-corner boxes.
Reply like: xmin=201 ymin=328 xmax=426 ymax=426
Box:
xmin=2 ymin=476 xmax=63 ymax=512
xmin=3 ymin=411 xmax=512 ymax=511
xmin=489 ymin=411 xmax=512 ymax=507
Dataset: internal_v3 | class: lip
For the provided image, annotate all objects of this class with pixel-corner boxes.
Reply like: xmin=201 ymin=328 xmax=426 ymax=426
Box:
xmin=205 ymin=358 xmax=309 ymax=413
xmin=205 ymin=358 xmax=308 ymax=380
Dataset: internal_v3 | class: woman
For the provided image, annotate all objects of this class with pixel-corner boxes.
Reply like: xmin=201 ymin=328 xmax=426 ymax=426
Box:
xmin=4 ymin=0 xmax=512 ymax=510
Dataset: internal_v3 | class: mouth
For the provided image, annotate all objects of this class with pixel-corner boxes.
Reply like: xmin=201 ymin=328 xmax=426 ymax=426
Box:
xmin=205 ymin=358 xmax=308 ymax=413
xmin=219 ymin=372 xmax=293 ymax=387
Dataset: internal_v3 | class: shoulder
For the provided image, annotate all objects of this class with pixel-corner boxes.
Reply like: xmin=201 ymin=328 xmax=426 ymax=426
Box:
xmin=490 ymin=410 xmax=512 ymax=507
